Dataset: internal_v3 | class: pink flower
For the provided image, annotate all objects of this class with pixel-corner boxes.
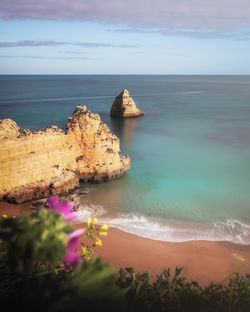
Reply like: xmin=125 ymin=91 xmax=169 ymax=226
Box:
xmin=47 ymin=195 xmax=77 ymax=221
xmin=67 ymin=229 xmax=85 ymax=250
xmin=62 ymin=250 xmax=82 ymax=268
xmin=47 ymin=195 xmax=83 ymax=268
xmin=63 ymin=229 xmax=84 ymax=268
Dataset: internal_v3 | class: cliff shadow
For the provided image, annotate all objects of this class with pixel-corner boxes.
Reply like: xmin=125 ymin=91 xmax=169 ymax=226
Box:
xmin=110 ymin=117 xmax=138 ymax=149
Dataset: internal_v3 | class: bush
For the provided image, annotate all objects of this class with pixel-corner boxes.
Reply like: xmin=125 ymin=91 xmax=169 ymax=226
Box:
xmin=0 ymin=198 xmax=125 ymax=311
xmin=116 ymin=267 xmax=250 ymax=312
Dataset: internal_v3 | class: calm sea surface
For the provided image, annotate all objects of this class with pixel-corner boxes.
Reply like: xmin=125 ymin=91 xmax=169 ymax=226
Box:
xmin=1 ymin=75 xmax=250 ymax=244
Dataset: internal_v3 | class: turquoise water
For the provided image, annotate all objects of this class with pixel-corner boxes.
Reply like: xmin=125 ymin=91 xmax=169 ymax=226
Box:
xmin=1 ymin=75 xmax=250 ymax=243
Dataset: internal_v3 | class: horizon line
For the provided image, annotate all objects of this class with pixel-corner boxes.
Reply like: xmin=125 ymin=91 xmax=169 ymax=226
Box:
xmin=1 ymin=73 xmax=250 ymax=76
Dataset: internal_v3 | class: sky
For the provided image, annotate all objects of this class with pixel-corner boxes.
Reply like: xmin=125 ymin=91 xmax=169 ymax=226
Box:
xmin=0 ymin=0 xmax=250 ymax=74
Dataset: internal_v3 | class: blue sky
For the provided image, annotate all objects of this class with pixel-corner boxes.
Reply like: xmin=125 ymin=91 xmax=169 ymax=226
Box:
xmin=0 ymin=0 xmax=250 ymax=74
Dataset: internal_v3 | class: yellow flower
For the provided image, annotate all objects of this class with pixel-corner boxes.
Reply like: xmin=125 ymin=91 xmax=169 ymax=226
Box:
xmin=2 ymin=214 xmax=8 ymax=218
xmin=93 ymin=217 xmax=98 ymax=224
xmin=232 ymin=253 xmax=246 ymax=262
xmin=100 ymin=224 xmax=108 ymax=230
xmin=98 ymin=231 xmax=108 ymax=236
xmin=81 ymin=246 xmax=87 ymax=255
xmin=87 ymin=218 xmax=91 ymax=226
xmin=95 ymin=239 xmax=103 ymax=247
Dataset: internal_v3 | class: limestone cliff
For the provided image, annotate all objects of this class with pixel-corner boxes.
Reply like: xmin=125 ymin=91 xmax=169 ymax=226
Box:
xmin=110 ymin=89 xmax=144 ymax=118
xmin=0 ymin=106 xmax=130 ymax=203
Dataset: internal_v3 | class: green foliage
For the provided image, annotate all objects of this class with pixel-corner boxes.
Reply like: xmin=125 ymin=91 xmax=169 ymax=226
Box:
xmin=0 ymin=257 xmax=125 ymax=312
xmin=0 ymin=211 xmax=125 ymax=312
xmin=65 ymin=256 xmax=126 ymax=311
xmin=0 ymin=209 xmax=74 ymax=274
xmin=73 ymin=255 xmax=118 ymax=297
xmin=116 ymin=266 xmax=250 ymax=312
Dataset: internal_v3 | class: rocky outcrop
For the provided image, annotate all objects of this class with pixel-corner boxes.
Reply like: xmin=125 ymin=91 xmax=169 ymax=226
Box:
xmin=110 ymin=89 xmax=144 ymax=118
xmin=0 ymin=106 xmax=130 ymax=203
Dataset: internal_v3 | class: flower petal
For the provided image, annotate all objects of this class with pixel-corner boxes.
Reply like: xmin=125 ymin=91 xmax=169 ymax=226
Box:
xmin=62 ymin=250 xmax=81 ymax=268
xmin=65 ymin=212 xmax=78 ymax=221
xmin=100 ymin=224 xmax=108 ymax=230
xmin=48 ymin=195 xmax=76 ymax=220
xmin=67 ymin=229 xmax=85 ymax=250
xmin=59 ymin=200 xmax=74 ymax=215
xmin=47 ymin=195 xmax=59 ymax=210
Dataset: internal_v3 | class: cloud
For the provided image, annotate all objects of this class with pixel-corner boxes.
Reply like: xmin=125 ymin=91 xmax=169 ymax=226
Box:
xmin=62 ymin=51 xmax=86 ymax=54
xmin=0 ymin=40 xmax=69 ymax=47
xmin=76 ymin=42 xmax=137 ymax=48
xmin=0 ymin=54 xmax=90 ymax=60
xmin=0 ymin=0 xmax=250 ymax=30
xmin=109 ymin=27 xmax=241 ymax=40
xmin=0 ymin=40 xmax=137 ymax=48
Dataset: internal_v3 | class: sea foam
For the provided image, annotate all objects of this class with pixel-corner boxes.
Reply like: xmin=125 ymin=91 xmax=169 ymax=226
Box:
xmin=76 ymin=204 xmax=250 ymax=245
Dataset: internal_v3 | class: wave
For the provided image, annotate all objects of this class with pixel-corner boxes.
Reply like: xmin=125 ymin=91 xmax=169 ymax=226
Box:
xmin=76 ymin=204 xmax=250 ymax=245
xmin=179 ymin=91 xmax=205 ymax=94
xmin=76 ymin=204 xmax=107 ymax=220
xmin=0 ymin=95 xmax=116 ymax=104
xmin=0 ymin=90 xmax=205 ymax=104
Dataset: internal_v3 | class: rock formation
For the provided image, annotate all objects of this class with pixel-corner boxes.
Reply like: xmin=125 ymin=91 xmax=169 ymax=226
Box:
xmin=0 ymin=106 xmax=130 ymax=203
xmin=110 ymin=89 xmax=144 ymax=118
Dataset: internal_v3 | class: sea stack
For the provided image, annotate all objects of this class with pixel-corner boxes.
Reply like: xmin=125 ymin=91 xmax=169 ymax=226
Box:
xmin=0 ymin=106 xmax=130 ymax=203
xmin=110 ymin=89 xmax=144 ymax=118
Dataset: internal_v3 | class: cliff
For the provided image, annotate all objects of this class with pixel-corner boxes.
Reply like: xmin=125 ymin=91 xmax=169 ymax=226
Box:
xmin=0 ymin=106 xmax=130 ymax=203
xmin=110 ymin=89 xmax=144 ymax=118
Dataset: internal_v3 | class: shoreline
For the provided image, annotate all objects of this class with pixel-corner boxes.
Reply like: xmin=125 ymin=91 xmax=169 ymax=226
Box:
xmin=78 ymin=216 xmax=250 ymax=245
xmin=1 ymin=201 xmax=250 ymax=286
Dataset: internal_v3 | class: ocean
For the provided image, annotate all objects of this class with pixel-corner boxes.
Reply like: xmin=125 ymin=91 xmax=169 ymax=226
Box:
xmin=1 ymin=75 xmax=250 ymax=244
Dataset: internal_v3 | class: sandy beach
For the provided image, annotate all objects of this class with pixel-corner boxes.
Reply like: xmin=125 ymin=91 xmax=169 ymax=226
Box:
xmin=94 ymin=226 xmax=250 ymax=286
xmin=1 ymin=201 xmax=250 ymax=286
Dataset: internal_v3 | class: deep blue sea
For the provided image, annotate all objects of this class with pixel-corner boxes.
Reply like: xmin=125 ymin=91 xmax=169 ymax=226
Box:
xmin=1 ymin=75 xmax=250 ymax=244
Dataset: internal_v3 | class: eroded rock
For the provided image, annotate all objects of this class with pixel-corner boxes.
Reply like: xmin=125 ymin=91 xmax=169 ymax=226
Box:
xmin=0 ymin=106 xmax=130 ymax=203
xmin=110 ymin=89 xmax=144 ymax=118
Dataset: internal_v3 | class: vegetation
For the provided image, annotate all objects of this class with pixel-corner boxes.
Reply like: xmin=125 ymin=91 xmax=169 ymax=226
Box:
xmin=0 ymin=196 xmax=249 ymax=311
xmin=117 ymin=266 xmax=250 ymax=312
